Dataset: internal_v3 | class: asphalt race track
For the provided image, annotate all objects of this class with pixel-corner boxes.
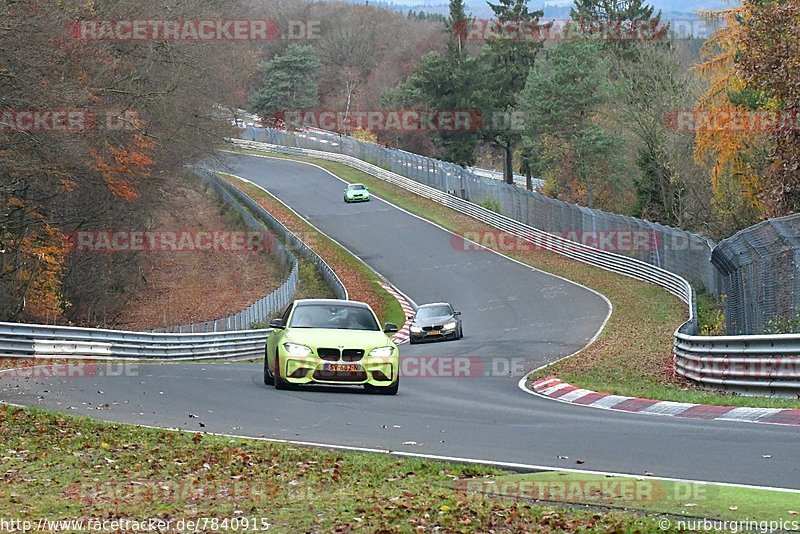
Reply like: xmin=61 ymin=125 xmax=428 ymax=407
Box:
xmin=2 ymin=153 xmax=799 ymax=490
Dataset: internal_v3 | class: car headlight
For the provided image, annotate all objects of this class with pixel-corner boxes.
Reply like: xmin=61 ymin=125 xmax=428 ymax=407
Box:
xmin=283 ymin=343 xmax=312 ymax=357
xmin=410 ymin=325 xmax=423 ymax=333
xmin=369 ymin=346 xmax=394 ymax=358
xmin=444 ymin=321 xmax=457 ymax=330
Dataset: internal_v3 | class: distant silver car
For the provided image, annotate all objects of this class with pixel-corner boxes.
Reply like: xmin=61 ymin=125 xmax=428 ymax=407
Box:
xmin=409 ymin=303 xmax=462 ymax=344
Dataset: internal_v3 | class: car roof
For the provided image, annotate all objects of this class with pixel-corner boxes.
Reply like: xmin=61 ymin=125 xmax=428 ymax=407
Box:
xmin=294 ymin=299 xmax=371 ymax=309
xmin=418 ymin=302 xmax=452 ymax=308
xmin=348 ymin=183 xmax=365 ymax=187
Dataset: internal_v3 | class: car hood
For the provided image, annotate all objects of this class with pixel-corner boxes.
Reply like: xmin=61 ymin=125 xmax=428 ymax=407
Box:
xmin=412 ymin=315 xmax=454 ymax=327
xmin=285 ymin=328 xmax=393 ymax=348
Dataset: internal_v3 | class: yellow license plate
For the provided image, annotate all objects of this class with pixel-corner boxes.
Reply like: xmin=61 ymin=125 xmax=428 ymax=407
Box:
xmin=428 ymin=330 xmax=441 ymax=336
xmin=323 ymin=364 xmax=359 ymax=372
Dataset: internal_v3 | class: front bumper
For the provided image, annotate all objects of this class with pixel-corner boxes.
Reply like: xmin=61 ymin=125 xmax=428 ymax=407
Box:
xmin=280 ymin=355 xmax=396 ymax=386
xmin=410 ymin=328 xmax=458 ymax=343
xmin=345 ymin=194 xmax=370 ymax=202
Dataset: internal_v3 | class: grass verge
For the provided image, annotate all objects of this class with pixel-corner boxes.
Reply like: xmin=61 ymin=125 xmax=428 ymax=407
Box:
xmin=0 ymin=405 xmax=700 ymax=532
xmin=217 ymin=172 xmax=404 ymax=328
xmin=232 ymin=148 xmax=800 ymax=409
xmin=466 ymin=471 xmax=800 ymax=525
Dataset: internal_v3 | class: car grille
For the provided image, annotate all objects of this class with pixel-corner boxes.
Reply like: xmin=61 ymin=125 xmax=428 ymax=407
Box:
xmin=342 ymin=349 xmax=364 ymax=362
xmin=316 ymin=348 xmax=365 ymax=362
xmin=422 ymin=325 xmax=444 ymax=331
xmin=317 ymin=348 xmax=340 ymax=361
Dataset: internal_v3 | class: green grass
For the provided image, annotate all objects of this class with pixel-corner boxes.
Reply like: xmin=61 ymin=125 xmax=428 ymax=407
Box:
xmin=697 ymin=291 xmax=726 ymax=336
xmin=467 ymin=471 xmax=800 ymax=525
xmin=0 ymin=405 xmax=706 ymax=532
xmin=217 ymin=171 xmax=405 ymax=328
xmin=295 ymin=258 xmax=337 ymax=300
xmin=230 ymin=147 xmax=800 ymax=409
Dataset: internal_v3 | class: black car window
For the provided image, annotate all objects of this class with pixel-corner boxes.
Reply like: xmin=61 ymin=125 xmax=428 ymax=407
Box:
xmin=289 ymin=304 xmax=379 ymax=331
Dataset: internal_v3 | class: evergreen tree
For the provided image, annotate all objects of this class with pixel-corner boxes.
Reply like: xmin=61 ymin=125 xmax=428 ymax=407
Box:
xmin=478 ymin=0 xmax=546 ymax=184
xmin=570 ymin=0 xmax=659 ymax=22
xmin=250 ymin=45 xmax=320 ymax=119
xmin=518 ymin=41 xmax=626 ymax=208
xmin=381 ymin=0 xmax=481 ymax=166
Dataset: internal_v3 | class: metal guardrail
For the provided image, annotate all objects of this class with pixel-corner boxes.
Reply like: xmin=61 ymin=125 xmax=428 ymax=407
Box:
xmin=247 ymin=127 xmax=721 ymax=298
xmin=151 ymin=170 xmax=299 ymax=333
xmin=152 ymin=170 xmax=347 ymax=333
xmin=0 ymin=322 xmax=268 ymax=360
xmin=232 ymin=138 xmax=800 ymax=397
xmin=0 ymin=169 xmax=347 ymax=361
xmin=201 ymin=169 xmax=347 ymax=302
xmin=467 ymin=166 xmax=545 ymax=190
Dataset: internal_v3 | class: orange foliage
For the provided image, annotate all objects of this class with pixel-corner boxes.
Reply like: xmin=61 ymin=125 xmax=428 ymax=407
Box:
xmin=91 ymin=133 xmax=155 ymax=201
xmin=18 ymin=223 xmax=70 ymax=320
xmin=1 ymin=201 xmax=70 ymax=321
xmin=693 ymin=7 xmax=765 ymax=216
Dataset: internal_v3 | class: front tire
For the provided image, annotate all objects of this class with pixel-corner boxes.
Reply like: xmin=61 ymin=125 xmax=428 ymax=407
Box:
xmin=365 ymin=376 xmax=399 ymax=395
xmin=274 ymin=353 xmax=293 ymax=390
xmin=263 ymin=355 xmax=274 ymax=385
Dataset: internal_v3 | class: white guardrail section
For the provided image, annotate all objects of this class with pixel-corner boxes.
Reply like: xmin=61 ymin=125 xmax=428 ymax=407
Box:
xmin=232 ymin=138 xmax=800 ymax=397
xmin=0 ymin=169 xmax=348 ymax=361
xmin=0 ymin=323 xmax=268 ymax=360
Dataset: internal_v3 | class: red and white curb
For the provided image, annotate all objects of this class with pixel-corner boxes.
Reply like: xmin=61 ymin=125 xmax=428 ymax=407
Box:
xmin=380 ymin=283 xmax=415 ymax=345
xmin=528 ymin=376 xmax=800 ymax=428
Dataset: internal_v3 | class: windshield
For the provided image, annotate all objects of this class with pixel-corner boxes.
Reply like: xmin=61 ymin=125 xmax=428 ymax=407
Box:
xmin=415 ymin=305 xmax=452 ymax=320
xmin=289 ymin=304 xmax=379 ymax=331
xmin=349 ymin=184 xmax=366 ymax=190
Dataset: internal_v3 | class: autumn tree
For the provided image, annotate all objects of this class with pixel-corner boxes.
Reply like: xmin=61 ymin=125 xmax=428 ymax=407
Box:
xmin=736 ymin=0 xmax=800 ymax=217
xmin=2 ymin=0 xmax=259 ymax=324
xmin=693 ymin=6 xmax=764 ymax=235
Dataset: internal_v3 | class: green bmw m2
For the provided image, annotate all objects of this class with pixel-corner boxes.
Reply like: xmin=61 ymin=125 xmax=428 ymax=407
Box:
xmin=264 ymin=299 xmax=400 ymax=394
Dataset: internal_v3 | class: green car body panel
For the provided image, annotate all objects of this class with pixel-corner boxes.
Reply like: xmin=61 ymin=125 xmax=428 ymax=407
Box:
xmin=265 ymin=299 xmax=399 ymax=393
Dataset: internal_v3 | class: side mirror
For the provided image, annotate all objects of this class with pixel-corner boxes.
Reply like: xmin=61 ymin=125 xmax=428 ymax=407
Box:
xmin=269 ymin=318 xmax=285 ymax=329
xmin=454 ymin=311 xmax=461 ymax=316
xmin=383 ymin=322 xmax=399 ymax=334
xmin=407 ymin=315 xmax=415 ymax=321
